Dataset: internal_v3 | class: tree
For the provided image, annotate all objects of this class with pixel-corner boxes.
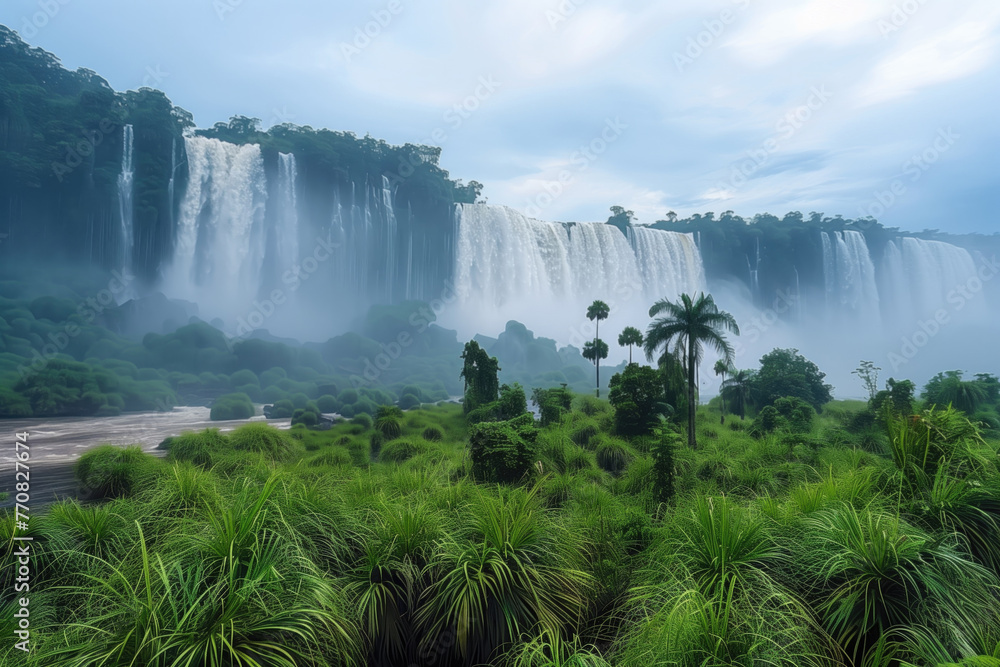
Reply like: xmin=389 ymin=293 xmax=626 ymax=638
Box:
xmin=750 ymin=348 xmax=832 ymax=411
xmin=643 ymin=293 xmax=739 ymax=449
xmin=460 ymin=340 xmax=500 ymax=414
xmin=586 ymin=300 xmax=610 ymax=397
xmin=608 ymin=363 xmax=669 ymax=436
xmin=720 ymin=369 xmax=754 ymax=420
xmin=852 ymin=361 xmax=881 ymax=403
xmin=618 ymin=326 xmax=643 ymax=364
xmin=468 ymin=413 xmax=538 ymax=484
xmin=714 ymin=360 xmax=732 ymax=423
xmin=531 ymin=385 xmax=573 ymax=427
xmin=923 ymin=371 xmax=988 ymax=414
xmin=582 ymin=339 xmax=609 ymax=397
xmin=872 ymin=378 xmax=915 ymax=414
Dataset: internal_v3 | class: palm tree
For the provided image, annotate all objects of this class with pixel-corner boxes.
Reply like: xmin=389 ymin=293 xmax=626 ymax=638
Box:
xmin=582 ymin=339 xmax=609 ymax=397
xmin=721 ymin=369 xmax=755 ymax=420
xmin=586 ymin=300 xmax=610 ymax=396
xmin=643 ymin=293 xmax=739 ymax=449
xmin=618 ymin=326 xmax=643 ymax=364
xmin=714 ymin=360 xmax=732 ymax=424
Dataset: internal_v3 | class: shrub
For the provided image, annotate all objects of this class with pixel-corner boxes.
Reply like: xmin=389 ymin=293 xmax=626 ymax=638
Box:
xmin=773 ymin=396 xmax=816 ymax=433
xmin=338 ymin=388 xmax=359 ymax=405
xmin=308 ymin=449 xmax=352 ymax=468
xmin=399 ymin=393 xmax=421 ymax=410
xmin=291 ymin=406 xmax=321 ymax=427
xmin=575 ymin=394 xmax=610 ymax=416
xmin=421 ymin=426 xmax=444 ymax=442
xmin=571 ymin=422 xmax=599 ymax=447
xmin=367 ymin=431 xmax=385 ymax=461
xmin=209 ymin=393 xmax=255 ymax=421
xmin=75 ymin=445 xmax=159 ymax=499
xmin=498 ymin=382 xmax=528 ymax=419
xmin=268 ymin=399 xmax=295 ymax=418
xmin=532 ymin=385 xmax=574 ymax=426
xmin=380 ymin=439 xmax=425 ymax=463
xmin=228 ymin=423 xmax=295 ymax=462
xmin=651 ymin=433 xmax=678 ymax=502
xmin=316 ymin=394 xmax=337 ymax=412
xmin=351 ymin=413 xmax=374 ymax=429
xmin=163 ymin=428 xmax=228 ymax=467
xmin=609 ymin=364 xmax=669 ymax=436
xmin=375 ymin=405 xmax=403 ymax=439
xmin=468 ymin=413 xmax=538 ymax=484
xmin=595 ymin=437 xmax=634 ymax=475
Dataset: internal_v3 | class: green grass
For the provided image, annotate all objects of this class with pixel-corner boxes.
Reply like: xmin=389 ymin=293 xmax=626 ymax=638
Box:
xmin=3 ymin=400 xmax=999 ymax=666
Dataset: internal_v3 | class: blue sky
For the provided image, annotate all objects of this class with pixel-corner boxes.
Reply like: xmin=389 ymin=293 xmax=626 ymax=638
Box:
xmin=4 ymin=0 xmax=999 ymax=232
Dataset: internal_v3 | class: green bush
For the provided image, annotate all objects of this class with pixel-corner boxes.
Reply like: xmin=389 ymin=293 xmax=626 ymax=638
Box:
xmin=228 ymin=423 xmax=295 ymax=462
xmin=210 ymin=393 xmax=255 ymax=421
xmin=399 ymin=393 xmax=421 ymax=410
xmin=162 ymin=428 xmax=229 ymax=467
xmin=571 ymin=422 xmax=599 ymax=447
xmin=468 ymin=413 xmax=538 ymax=484
xmin=369 ymin=432 xmax=385 ymax=460
xmin=291 ymin=406 xmax=321 ymax=427
xmin=351 ymin=413 xmax=374 ymax=429
xmin=267 ymin=399 xmax=295 ymax=418
xmin=316 ymin=394 xmax=337 ymax=412
xmin=307 ymin=449 xmax=352 ymax=468
xmin=380 ymin=439 xmax=425 ymax=463
xmin=375 ymin=405 xmax=403 ymax=439
xmin=75 ymin=445 xmax=160 ymax=499
xmin=421 ymin=426 xmax=444 ymax=442
xmin=595 ymin=437 xmax=634 ymax=475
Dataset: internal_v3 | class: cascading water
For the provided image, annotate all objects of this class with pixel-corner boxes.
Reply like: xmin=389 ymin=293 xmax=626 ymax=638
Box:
xmin=451 ymin=204 xmax=706 ymax=344
xmin=117 ymin=124 xmax=134 ymax=277
xmin=275 ymin=152 xmax=299 ymax=270
xmin=821 ymin=230 xmax=880 ymax=323
xmin=167 ymin=137 xmax=176 ymax=234
xmin=880 ymin=237 xmax=981 ymax=328
xmin=163 ymin=136 xmax=267 ymax=320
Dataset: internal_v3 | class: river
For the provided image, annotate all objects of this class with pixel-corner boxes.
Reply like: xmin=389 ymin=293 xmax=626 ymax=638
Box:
xmin=1 ymin=407 xmax=291 ymax=507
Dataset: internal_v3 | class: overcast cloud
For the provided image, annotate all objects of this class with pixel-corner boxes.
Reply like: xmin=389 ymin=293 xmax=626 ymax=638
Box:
xmin=4 ymin=0 xmax=999 ymax=232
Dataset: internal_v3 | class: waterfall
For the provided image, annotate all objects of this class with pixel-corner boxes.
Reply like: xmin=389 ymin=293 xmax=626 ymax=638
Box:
xmin=628 ymin=225 xmax=707 ymax=301
xmin=880 ymin=237 xmax=981 ymax=327
xmin=452 ymin=204 xmax=706 ymax=334
xmin=821 ymin=230 xmax=880 ymax=322
xmin=167 ymin=137 xmax=176 ymax=234
xmin=117 ymin=124 xmax=134 ymax=276
xmin=164 ymin=136 xmax=267 ymax=319
xmin=275 ymin=152 xmax=299 ymax=270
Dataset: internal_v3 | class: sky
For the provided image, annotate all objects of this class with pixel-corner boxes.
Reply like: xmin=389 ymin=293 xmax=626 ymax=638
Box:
xmin=4 ymin=0 xmax=1000 ymax=233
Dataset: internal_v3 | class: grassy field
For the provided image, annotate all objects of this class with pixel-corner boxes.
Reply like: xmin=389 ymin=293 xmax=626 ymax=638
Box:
xmin=2 ymin=397 xmax=999 ymax=666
